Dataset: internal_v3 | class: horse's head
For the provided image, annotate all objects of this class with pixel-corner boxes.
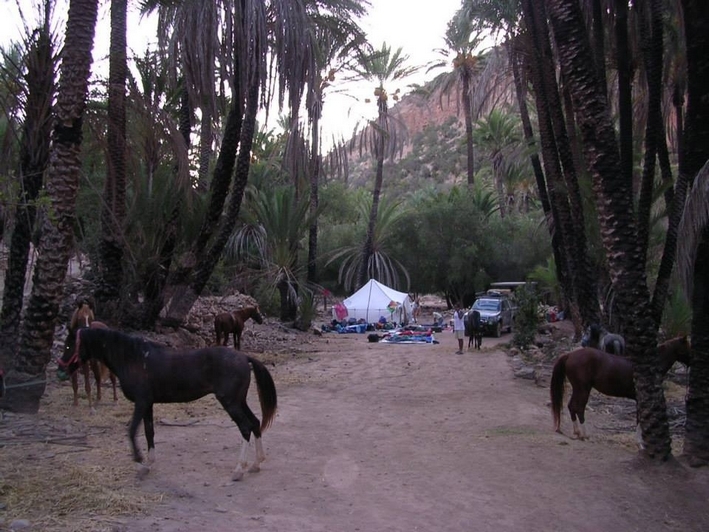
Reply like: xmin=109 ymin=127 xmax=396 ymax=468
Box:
xmin=252 ymin=306 xmax=264 ymax=325
xmin=71 ymin=302 xmax=95 ymax=331
xmin=581 ymin=324 xmax=604 ymax=348
xmin=57 ymin=329 xmax=85 ymax=381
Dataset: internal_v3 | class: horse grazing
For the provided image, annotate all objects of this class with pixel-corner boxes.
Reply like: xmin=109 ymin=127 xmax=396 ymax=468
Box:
xmin=214 ymin=306 xmax=264 ymax=349
xmin=65 ymin=302 xmax=117 ymax=410
xmin=57 ymin=327 xmax=277 ymax=481
xmin=550 ymin=336 xmax=690 ymax=441
xmin=582 ymin=323 xmax=625 ymax=356
xmin=464 ymin=310 xmax=483 ymax=350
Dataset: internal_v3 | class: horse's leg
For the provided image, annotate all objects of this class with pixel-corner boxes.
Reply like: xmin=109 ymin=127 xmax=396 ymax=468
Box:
xmin=235 ymin=331 xmax=241 ymax=350
xmin=71 ymin=372 xmax=79 ymax=407
xmin=144 ymin=404 xmax=156 ymax=465
xmin=91 ymin=361 xmax=102 ymax=403
xmin=242 ymin=405 xmax=265 ymax=472
xmin=128 ymin=403 xmax=147 ymax=464
xmin=217 ymin=397 xmax=260 ymax=480
xmin=568 ymin=387 xmax=591 ymax=440
xmin=83 ymin=362 xmax=94 ymax=412
xmin=109 ymin=372 xmax=118 ymax=402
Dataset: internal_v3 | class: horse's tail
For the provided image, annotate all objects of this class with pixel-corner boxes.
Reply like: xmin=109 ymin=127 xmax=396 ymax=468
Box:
xmin=248 ymin=356 xmax=278 ymax=432
xmin=550 ymin=353 xmax=569 ymax=432
xmin=613 ymin=338 xmax=624 ymax=356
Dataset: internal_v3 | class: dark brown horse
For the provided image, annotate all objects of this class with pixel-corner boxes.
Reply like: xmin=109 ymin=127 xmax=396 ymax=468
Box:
xmin=551 ymin=336 xmax=690 ymax=440
xmin=57 ymin=327 xmax=277 ymax=481
xmin=214 ymin=306 xmax=264 ymax=349
xmin=65 ymin=302 xmax=117 ymax=410
xmin=464 ymin=309 xmax=483 ymax=350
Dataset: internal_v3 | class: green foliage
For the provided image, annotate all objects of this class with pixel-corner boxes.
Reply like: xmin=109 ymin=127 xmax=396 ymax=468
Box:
xmin=512 ymin=284 xmax=541 ymax=349
xmin=295 ymin=289 xmax=316 ymax=331
xmin=252 ymin=279 xmax=281 ymax=317
xmin=661 ymin=287 xmax=692 ymax=340
xmin=528 ymin=255 xmax=562 ymax=306
xmin=325 ymin=193 xmax=411 ymax=292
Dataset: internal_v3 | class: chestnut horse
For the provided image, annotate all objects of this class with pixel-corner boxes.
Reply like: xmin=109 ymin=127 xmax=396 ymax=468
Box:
xmin=65 ymin=303 xmax=117 ymax=410
xmin=551 ymin=336 xmax=690 ymax=440
xmin=214 ymin=306 xmax=264 ymax=349
xmin=57 ymin=327 xmax=277 ymax=481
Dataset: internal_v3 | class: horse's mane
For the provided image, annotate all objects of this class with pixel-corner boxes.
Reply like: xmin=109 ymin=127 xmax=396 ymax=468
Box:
xmin=81 ymin=328 xmax=159 ymax=364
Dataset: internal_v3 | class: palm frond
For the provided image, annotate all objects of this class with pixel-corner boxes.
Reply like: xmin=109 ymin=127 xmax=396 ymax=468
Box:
xmin=677 ymin=159 xmax=709 ymax=297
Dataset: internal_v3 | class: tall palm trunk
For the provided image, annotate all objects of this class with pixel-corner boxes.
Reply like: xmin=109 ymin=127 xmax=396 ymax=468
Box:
xmin=680 ymin=0 xmax=709 ymax=466
xmin=636 ymin=0 xmax=664 ymax=264
xmin=509 ymin=38 xmax=574 ymax=318
xmin=0 ymin=24 xmax=54 ymax=366
xmin=461 ymin=70 xmax=475 ymax=185
xmin=307 ymin=104 xmax=322 ymax=284
xmin=545 ymin=0 xmax=670 ymax=459
xmin=357 ymin=97 xmax=387 ymax=288
xmin=2 ymin=0 xmax=98 ymax=414
xmin=687 ymin=229 xmax=709 ymax=466
xmin=520 ymin=0 xmax=591 ymax=337
xmin=615 ymin=0 xmax=633 ymax=187
xmin=96 ymin=0 xmax=127 ymax=312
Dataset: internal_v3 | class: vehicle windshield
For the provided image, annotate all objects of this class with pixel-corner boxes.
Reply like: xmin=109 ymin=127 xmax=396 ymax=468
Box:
xmin=473 ymin=299 xmax=501 ymax=312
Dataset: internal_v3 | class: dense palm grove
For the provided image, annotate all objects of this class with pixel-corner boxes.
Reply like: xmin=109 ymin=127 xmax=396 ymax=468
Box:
xmin=0 ymin=0 xmax=707 ymax=464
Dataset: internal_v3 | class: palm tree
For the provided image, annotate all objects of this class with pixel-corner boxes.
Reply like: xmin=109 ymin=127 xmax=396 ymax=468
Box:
xmin=473 ymin=108 xmax=521 ymax=217
xmin=226 ymin=185 xmax=318 ymax=322
xmin=427 ymin=11 xmax=486 ymax=185
xmin=304 ymin=3 xmax=368 ymax=285
xmin=95 ymin=0 xmax=127 ymax=311
xmin=544 ymin=0 xmax=670 ymax=459
xmin=157 ymin=1 xmax=362 ymax=326
xmin=4 ymin=0 xmax=99 ymax=413
xmin=349 ymin=42 xmax=419 ymax=289
xmin=677 ymin=163 xmax=709 ymax=466
xmin=0 ymin=8 xmax=56 ymax=364
xmin=326 ymin=194 xmax=411 ymax=292
xmin=676 ymin=0 xmax=709 ymax=466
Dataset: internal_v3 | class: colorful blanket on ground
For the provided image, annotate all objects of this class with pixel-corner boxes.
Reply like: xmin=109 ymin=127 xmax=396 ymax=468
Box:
xmin=381 ymin=329 xmax=435 ymax=344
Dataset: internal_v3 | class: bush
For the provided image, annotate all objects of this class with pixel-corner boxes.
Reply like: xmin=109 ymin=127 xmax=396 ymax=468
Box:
xmin=294 ymin=289 xmax=316 ymax=331
xmin=512 ymin=284 xmax=541 ymax=349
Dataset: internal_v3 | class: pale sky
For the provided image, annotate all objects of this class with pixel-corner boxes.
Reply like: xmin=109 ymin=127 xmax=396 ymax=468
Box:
xmin=1 ymin=0 xmax=465 ymax=140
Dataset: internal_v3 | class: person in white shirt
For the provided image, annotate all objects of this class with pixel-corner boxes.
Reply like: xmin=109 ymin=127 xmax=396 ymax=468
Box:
xmin=452 ymin=303 xmax=466 ymax=354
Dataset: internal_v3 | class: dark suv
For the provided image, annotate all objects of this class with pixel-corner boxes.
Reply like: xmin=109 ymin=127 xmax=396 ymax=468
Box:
xmin=469 ymin=293 xmax=515 ymax=337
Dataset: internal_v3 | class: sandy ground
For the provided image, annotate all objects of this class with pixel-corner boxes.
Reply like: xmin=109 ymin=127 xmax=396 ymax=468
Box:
xmin=2 ymin=316 xmax=709 ymax=532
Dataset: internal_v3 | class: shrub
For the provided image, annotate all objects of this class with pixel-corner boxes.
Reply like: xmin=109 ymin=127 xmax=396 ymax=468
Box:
xmin=512 ymin=284 xmax=541 ymax=349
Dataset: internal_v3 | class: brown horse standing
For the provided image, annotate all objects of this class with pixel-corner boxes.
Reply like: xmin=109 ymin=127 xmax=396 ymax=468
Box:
xmin=550 ymin=336 xmax=690 ymax=440
xmin=65 ymin=302 xmax=117 ymax=409
xmin=214 ymin=306 xmax=264 ymax=349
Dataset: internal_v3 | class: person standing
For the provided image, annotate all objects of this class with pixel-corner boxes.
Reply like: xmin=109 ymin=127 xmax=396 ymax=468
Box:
xmin=412 ymin=296 xmax=421 ymax=323
xmin=452 ymin=303 xmax=466 ymax=354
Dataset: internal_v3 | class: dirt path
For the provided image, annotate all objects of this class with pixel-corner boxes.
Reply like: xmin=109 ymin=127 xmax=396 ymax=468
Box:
xmin=119 ymin=328 xmax=708 ymax=532
xmin=2 ymin=321 xmax=708 ymax=531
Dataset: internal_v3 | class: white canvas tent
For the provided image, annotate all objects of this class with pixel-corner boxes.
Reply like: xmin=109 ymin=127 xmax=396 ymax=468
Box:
xmin=334 ymin=279 xmax=413 ymax=324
